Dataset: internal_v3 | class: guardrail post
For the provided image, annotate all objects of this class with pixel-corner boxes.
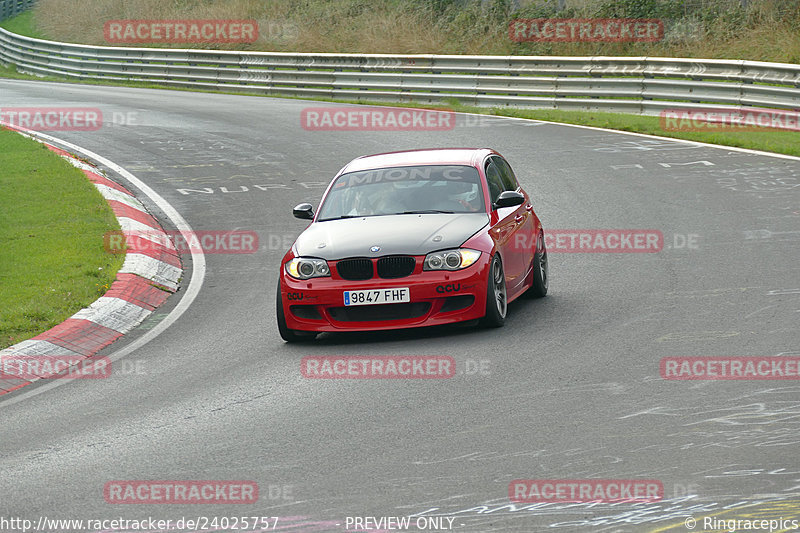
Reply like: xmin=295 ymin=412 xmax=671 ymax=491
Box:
xmin=0 ymin=0 xmax=37 ymax=22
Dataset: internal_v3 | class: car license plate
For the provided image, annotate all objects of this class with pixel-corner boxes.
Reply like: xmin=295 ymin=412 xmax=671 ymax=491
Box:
xmin=343 ymin=288 xmax=410 ymax=306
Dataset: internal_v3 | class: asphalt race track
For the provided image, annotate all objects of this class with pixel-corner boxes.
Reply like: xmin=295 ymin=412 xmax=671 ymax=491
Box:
xmin=1 ymin=79 xmax=799 ymax=532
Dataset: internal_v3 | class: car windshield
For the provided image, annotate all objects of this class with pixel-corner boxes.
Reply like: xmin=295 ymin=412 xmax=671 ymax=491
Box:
xmin=317 ymin=165 xmax=485 ymax=221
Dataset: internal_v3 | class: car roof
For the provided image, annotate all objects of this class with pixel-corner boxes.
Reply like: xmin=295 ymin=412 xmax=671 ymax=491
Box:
xmin=340 ymin=148 xmax=497 ymax=174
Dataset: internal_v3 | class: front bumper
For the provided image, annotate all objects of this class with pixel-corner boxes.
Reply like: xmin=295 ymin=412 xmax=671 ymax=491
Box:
xmin=279 ymin=255 xmax=490 ymax=332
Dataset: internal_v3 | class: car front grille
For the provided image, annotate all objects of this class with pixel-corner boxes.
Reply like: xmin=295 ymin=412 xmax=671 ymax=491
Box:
xmin=336 ymin=256 xmax=416 ymax=280
xmin=377 ymin=256 xmax=416 ymax=279
xmin=327 ymin=302 xmax=431 ymax=322
xmin=336 ymin=258 xmax=373 ymax=280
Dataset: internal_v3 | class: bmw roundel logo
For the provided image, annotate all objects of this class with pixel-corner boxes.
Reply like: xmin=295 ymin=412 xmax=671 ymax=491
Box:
xmin=370 ymin=246 xmax=381 ymax=253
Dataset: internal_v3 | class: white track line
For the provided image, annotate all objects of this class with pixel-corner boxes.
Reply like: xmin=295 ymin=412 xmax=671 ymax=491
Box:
xmin=456 ymin=110 xmax=800 ymax=162
xmin=0 ymin=127 xmax=206 ymax=408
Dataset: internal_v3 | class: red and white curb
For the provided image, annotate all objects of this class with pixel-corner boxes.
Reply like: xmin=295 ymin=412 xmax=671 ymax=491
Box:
xmin=0 ymin=138 xmax=182 ymax=395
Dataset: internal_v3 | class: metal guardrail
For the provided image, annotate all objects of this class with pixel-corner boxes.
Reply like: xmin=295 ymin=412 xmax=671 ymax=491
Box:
xmin=0 ymin=0 xmax=35 ymax=22
xmin=1 ymin=24 xmax=799 ymax=120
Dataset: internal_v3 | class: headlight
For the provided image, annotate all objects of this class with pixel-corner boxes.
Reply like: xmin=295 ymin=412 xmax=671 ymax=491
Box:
xmin=423 ymin=249 xmax=481 ymax=271
xmin=286 ymin=257 xmax=330 ymax=280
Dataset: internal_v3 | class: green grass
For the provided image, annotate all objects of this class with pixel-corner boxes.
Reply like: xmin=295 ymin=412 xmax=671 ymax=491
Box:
xmin=6 ymin=0 xmax=800 ymax=62
xmin=0 ymin=128 xmax=124 ymax=349
xmin=460 ymin=106 xmax=800 ymax=158
xmin=0 ymin=10 xmax=46 ymax=39
xmin=0 ymin=63 xmax=44 ymax=81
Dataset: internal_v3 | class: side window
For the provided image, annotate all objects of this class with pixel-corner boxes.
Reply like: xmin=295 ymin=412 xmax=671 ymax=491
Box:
xmin=484 ymin=160 xmax=505 ymax=203
xmin=493 ymin=156 xmax=519 ymax=192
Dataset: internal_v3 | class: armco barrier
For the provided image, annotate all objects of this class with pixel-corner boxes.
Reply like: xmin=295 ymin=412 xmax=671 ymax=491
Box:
xmin=1 ymin=19 xmax=799 ymax=123
xmin=0 ymin=0 xmax=35 ymax=22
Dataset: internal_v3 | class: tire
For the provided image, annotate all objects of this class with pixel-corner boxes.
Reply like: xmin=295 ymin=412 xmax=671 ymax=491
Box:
xmin=526 ymin=230 xmax=548 ymax=298
xmin=276 ymin=281 xmax=315 ymax=342
xmin=481 ymin=254 xmax=507 ymax=328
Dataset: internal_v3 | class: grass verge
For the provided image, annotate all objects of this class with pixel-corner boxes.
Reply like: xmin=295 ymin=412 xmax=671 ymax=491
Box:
xmin=0 ymin=128 xmax=124 ymax=349
xmin=0 ymin=10 xmax=46 ymax=39
xmin=3 ymin=0 xmax=799 ymax=62
xmin=455 ymin=106 xmax=800 ymax=158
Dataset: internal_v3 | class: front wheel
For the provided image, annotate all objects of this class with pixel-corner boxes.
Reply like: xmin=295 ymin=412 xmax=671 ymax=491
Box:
xmin=481 ymin=254 xmax=507 ymax=328
xmin=276 ymin=281 xmax=316 ymax=342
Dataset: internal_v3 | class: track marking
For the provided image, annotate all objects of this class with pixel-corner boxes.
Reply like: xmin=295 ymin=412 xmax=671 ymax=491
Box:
xmin=0 ymin=127 xmax=206 ymax=408
xmin=455 ymin=111 xmax=800 ymax=162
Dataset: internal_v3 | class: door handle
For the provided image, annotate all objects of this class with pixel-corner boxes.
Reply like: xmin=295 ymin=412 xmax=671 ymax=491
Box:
xmin=525 ymin=203 xmax=533 ymax=211
xmin=515 ymin=215 xmax=524 ymax=223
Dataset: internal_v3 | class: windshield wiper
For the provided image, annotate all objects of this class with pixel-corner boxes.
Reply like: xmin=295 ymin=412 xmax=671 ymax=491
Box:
xmin=318 ymin=214 xmax=364 ymax=221
xmin=398 ymin=210 xmax=454 ymax=215
xmin=320 ymin=211 xmax=454 ymax=221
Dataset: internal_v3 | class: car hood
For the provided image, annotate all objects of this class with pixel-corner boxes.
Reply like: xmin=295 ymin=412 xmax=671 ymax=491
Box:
xmin=294 ymin=213 xmax=489 ymax=259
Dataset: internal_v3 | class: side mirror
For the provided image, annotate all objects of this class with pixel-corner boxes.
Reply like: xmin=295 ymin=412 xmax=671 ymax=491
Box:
xmin=493 ymin=190 xmax=525 ymax=209
xmin=293 ymin=203 xmax=314 ymax=220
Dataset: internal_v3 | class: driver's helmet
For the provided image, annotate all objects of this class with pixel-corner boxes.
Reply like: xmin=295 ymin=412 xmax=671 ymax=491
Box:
xmin=447 ymin=181 xmax=478 ymax=205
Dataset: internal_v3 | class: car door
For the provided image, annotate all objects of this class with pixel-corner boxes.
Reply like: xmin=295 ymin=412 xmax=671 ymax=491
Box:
xmin=484 ymin=157 xmax=526 ymax=290
xmin=494 ymin=155 xmax=536 ymax=293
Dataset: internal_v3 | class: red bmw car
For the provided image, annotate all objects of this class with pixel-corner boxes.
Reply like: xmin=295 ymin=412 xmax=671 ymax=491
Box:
xmin=276 ymin=148 xmax=548 ymax=342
